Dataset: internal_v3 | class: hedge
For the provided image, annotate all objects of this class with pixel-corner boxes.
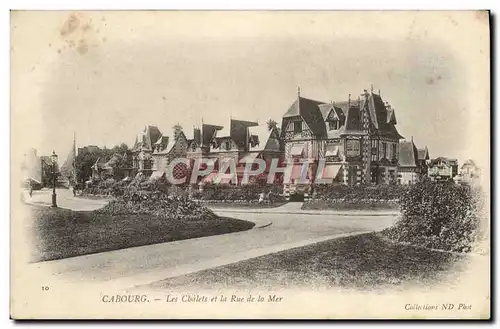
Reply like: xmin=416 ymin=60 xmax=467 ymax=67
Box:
xmin=312 ymin=184 xmax=408 ymax=201
xmin=383 ymin=180 xmax=486 ymax=253
xmin=191 ymin=184 xmax=286 ymax=202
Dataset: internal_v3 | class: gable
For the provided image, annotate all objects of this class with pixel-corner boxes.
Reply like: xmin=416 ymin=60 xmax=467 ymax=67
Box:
xmin=187 ymin=140 xmax=202 ymax=153
xmin=211 ymin=137 xmax=238 ymax=152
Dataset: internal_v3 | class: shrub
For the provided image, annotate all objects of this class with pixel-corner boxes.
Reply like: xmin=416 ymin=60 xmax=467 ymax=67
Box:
xmin=96 ymin=190 xmax=216 ymax=220
xmin=383 ymin=180 xmax=486 ymax=252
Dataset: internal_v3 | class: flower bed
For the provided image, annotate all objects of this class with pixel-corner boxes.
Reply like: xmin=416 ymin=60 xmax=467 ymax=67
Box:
xmin=96 ymin=189 xmax=216 ymax=220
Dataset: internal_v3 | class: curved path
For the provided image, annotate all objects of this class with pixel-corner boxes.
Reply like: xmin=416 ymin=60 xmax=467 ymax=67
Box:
xmin=27 ymin=196 xmax=399 ymax=291
xmin=24 ymin=188 xmax=111 ymax=211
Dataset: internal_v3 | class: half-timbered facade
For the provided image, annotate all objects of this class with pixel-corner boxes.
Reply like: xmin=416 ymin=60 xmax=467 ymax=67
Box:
xmin=280 ymin=88 xmax=404 ymax=191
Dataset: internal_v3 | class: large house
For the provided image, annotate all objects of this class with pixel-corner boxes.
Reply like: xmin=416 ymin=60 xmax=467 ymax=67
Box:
xmin=280 ymin=87 xmax=404 ymax=195
xmin=428 ymin=157 xmax=458 ymax=181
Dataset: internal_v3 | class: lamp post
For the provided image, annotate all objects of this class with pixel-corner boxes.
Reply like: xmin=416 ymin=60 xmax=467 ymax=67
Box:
xmin=50 ymin=150 xmax=58 ymax=208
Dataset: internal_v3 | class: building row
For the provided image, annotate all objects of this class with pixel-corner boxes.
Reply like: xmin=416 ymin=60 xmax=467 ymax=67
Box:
xmin=124 ymin=87 xmax=480 ymax=187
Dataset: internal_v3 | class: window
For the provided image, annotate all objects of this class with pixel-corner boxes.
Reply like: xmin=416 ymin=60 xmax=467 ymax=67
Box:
xmin=294 ymin=121 xmax=302 ymax=134
xmin=382 ymin=142 xmax=387 ymax=158
xmin=346 ymin=139 xmax=361 ymax=157
xmin=225 ymin=141 xmax=231 ymax=150
xmin=392 ymin=144 xmax=397 ymax=160
xmin=329 ymin=119 xmax=339 ymax=130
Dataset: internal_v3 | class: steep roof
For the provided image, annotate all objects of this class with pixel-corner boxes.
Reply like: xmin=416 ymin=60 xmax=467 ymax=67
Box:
xmin=283 ymin=92 xmax=403 ymax=140
xmin=283 ymin=96 xmax=328 ymax=138
xmin=461 ymin=159 xmax=478 ymax=169
xmin=429 ymin=157 xmax=458 ymax=167
xmin=359 ymin=92 xmax=404 ymax=139
xmin=417 ymin=147 xmax=429 ymax=161
xmin=202 ymin=123 xmax=223 ymax=147
xmin=133 ymin=125 xmax=162 ymax=152
xmin=387 ymin=108 xmax=397 ymax=124
xmin=248 ymin=125 xmax=281 ymax=152
xmin=153 ymin=135 xmax=170 ymax=153
xmin=398 ymin=141 xmax=418 ymax=167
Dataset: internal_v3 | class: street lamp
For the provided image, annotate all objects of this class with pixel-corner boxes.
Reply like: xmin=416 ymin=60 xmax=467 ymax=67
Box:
xmin=50 ymin=150 xmax=58 ymax=208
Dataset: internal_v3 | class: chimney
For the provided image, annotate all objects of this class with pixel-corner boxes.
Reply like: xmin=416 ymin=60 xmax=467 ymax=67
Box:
xmin=297 ymin=86 xmax=301 ymax=98
xmin=193 ymin=127 xmax=201 ymax=144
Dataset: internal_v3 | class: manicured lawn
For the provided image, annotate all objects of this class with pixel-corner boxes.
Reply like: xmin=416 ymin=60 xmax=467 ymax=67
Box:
xmin=27 ymin=206 xmax=255 ymax=262
xmin=302 ymin=200 xmax=400 ymax=211
xmin=148 ymin=233 xmax=466 ymax=291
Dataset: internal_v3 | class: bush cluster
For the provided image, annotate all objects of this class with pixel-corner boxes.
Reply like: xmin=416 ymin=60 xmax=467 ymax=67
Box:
xmin=191 ymin=184 xmax=286 ymax=202
xmin=95 ymin=191 xmax=216 ymax=220
xmin=383 ymin=180 xmax=486 ymax=253
xmin=85 ymin=173 xmax=214 ymax=219
xmin=312 ymin=184 xmax=407 ymax=201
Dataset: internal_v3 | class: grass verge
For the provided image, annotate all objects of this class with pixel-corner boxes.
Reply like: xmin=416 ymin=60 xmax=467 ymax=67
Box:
xmin=148 ymin=232 xmax=467 ymax=291
xmin=26 ymin=205 xmax=255 ymax=262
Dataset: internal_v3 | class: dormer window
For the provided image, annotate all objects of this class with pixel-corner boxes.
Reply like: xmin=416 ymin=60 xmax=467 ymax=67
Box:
xmin=329 ymin=119 xmax=340 ymax=130
xmin=225 ymin=141 xmax=231 ymax=150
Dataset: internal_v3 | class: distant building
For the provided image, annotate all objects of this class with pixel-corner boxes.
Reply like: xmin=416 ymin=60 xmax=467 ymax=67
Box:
xmin=455 ymin=159 xmax=481 ymax=185
xmin=131 ymin=125 xmax=162 ymax=177
xmin=398 ymin=140 xmax=419 ymax=185
xmin=428 ymin=157 xmax=458 ymax=181
xmin=416 ymin=146 xmax=430 ymax=177
xmin=397 ymin=140 xmax=430 ymax=185
xmin=150 ymin=125 xmax=190 ymax=180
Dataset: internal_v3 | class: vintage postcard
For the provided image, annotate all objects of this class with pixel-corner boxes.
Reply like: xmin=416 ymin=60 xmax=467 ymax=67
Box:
xmin=10 ymin=10 xmax=490 ymax=319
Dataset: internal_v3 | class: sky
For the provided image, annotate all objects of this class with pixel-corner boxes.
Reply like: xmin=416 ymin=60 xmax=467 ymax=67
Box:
xmin=11 ymin=11 xmax=490 ymax=170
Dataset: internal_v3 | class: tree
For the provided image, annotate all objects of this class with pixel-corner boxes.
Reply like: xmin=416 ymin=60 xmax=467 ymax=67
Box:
xmin=75 ymin=149 xmax=100 ymax=184
xmin=266 ymin=119 xmax=278 ymax=131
